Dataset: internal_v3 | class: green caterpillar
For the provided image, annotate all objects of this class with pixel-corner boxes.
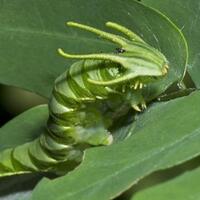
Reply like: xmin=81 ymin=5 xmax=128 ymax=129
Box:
xmin=0 ymin=22 xmax=168 ymax=177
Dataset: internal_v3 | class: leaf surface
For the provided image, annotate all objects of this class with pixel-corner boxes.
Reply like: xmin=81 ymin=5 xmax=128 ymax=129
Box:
xmin=141 ymin=0 xmax=200 ymax=87
xmin=0 ymin=0 xmax=187 ymax=98
xmin=132 ymin=166 xmax=200 ymax=200
xmin=31 ymin=91 xmax=200 ymax=200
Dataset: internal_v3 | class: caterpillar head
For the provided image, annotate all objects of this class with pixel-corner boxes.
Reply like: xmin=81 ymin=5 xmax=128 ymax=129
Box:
xmin=58 ymin=21 xmax=169 ymax=86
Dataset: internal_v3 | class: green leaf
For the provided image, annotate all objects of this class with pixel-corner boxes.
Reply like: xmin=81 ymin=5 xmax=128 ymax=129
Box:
xmin=31 ymin=90 xmax=200 ymax=200
xmin=132 ymin=166 xmax=200 ymax=200
xmin=0 ymin=0 xmax=187 ymax=98
xmin=141 ymin=0 xmax=200 ymax=87
xmin=0 ymin=105 xmax=48 ymax=151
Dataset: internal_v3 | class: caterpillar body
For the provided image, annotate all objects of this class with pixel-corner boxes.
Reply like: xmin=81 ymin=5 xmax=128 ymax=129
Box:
xmin=0 ymin=22 xmax=169 ymax=177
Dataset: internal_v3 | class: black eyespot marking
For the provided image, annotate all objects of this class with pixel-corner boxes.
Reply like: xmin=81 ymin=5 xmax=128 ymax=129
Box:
xmin=116 ymin=48 xmax=126 ymax=53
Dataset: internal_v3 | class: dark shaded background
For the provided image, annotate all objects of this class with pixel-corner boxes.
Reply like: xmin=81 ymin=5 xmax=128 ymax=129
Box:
xmin=0 ymin=84 xmax=47 ymax=127
xmin=0 ymin=86 xmax=12 ymax=126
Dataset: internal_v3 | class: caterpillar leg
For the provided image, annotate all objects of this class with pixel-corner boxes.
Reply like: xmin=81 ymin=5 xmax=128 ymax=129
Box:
xmin=128 ymin=90 xmax=147 ymax=112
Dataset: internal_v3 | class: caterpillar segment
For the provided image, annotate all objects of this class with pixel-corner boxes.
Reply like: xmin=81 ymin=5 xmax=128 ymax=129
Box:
xmin=0 ymin=22 xmax=169 ymax=177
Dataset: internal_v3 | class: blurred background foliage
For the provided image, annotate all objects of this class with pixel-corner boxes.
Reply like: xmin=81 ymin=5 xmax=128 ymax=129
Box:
xmin=0 ymin=84 xmax=47 ymax=127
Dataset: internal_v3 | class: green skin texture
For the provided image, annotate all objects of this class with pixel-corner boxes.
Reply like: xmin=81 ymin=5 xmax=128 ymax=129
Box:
xmin=0 ymin=22 xmax=168 ymax=177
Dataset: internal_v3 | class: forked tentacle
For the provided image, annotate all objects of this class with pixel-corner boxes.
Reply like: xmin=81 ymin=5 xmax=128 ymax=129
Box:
xmin=58 ymin=48 xmax=127 ymax=68
xmin=58 ymin=48 xmax=119 ymax=61
xmin=106 ymin=22 xmax=145 ymax=43
xmin=67 ymin=21 xmax=129 ymax=47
